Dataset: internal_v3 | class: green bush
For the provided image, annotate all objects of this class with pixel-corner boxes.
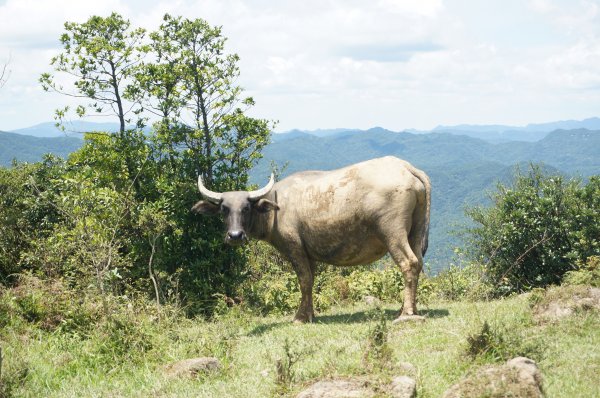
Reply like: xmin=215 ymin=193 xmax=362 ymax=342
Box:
xmin=465 ymin=166 xmax=600 ymax=295
xmin=239 ymin=243 xmax=409 ymax=315
xmin=429 ymin=260 xmax=493 ymax=301
xmin=346 ymin=264 xmax=404 ymax=302
xmin=562 ymin=255 xmax=600 ymax=287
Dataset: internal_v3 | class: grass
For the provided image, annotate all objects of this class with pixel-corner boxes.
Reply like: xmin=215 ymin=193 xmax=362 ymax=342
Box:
xmin=0 ymin=293 xmax=599 ymax=397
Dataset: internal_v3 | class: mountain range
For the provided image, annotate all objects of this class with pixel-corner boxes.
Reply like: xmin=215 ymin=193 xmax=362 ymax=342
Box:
xmin=251 ymin=127 xmax=600 ymax=272
xmin=2 ymin=119 xmax=599 ymax=272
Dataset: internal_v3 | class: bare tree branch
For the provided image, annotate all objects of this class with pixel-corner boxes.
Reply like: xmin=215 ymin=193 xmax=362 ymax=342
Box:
xmin=0 ymin=55 xmax=11 ymax=88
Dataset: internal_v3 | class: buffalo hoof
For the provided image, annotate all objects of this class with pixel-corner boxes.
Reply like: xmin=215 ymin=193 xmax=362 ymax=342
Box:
xmin=392 ymin=315 xmax=426 ymax=324
xmin=293 ymin=312 xmax=314 ymax=324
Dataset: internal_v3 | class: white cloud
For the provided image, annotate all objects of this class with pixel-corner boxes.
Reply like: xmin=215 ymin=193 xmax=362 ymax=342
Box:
xmin=1 ymin=0 xmax=600 ymax=131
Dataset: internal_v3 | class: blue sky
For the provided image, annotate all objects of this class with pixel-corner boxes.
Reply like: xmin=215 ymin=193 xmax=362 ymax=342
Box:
xmin=0 ymin=0 xmax=599 ymax=132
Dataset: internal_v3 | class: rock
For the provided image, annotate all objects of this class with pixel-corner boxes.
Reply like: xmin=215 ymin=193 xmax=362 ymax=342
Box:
xmin=296 ymin=379 xmax=374 ymax=398
xmin=506 ymin=357 xmax=543 ymax=389
xmin=392 ymin=315 xmax=426 ymax=324
xmin=442 ymin=357 xmax=543 ymax=398
xmin=389 ymin=376 xmax=417 ymax=398
xmin=165 ymin=357 xmax=221 ymax=378
xmin=533 ymin=286 xmax=600 ymax=322
xmin=363 ymin=295 xmax=381 ymax=306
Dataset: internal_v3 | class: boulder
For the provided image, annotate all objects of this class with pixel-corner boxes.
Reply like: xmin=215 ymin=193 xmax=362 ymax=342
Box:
xmin=533 ymin=286 xmax=600 ymax=322
xmin=363 ymin=296 xmax=381 ymax=306
xmin=296 ymin=379 xmax=374 ymax=398
xmin=389 ymin=375 xmax=417 ymax=398
xmin=164 ymin=357 xmax=221 ymax=378
xmin=442 ymin=357 xmax=543 ymax=398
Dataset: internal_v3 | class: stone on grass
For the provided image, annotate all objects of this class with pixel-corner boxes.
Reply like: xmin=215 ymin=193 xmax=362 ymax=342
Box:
xmin=296 ymin=379 xmax=374 ymax=398
xmin=363 ymin=296 xmax=381 ymax=306
xmin=389 ymin=375 xmax=417 ymax=398
xmin=165 ymin=357 xmax=221 ymax=378
xmin=442 ymin=357 xmax=543 ymax=398
xmin=533 ymin=285 xmax=600 ymax=322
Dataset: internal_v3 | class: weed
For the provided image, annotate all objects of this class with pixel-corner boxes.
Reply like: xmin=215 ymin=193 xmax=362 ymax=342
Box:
xmin=362 ymin=306 xmax=393 ymax=371
xmin=466 ymin=320 xmax=544 ymax=363
xmin=273 ymin=338 xmax=307 ymax=395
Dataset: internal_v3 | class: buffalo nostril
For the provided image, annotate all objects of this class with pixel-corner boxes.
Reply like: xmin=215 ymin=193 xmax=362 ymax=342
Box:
xmin=228 ymin=230 xmax=244 ymax=240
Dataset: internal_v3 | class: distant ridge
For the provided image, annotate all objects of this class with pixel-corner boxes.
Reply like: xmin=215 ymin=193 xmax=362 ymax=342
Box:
xmin=431 ymin=117 xmax=600 ymax=143
xmin=252 ymin=127 xmax=600 ymax=272
xmin=9 ymin=121 xmax=123 ymax=138
xmin=0 ymin=130 xmax=82 ymax=166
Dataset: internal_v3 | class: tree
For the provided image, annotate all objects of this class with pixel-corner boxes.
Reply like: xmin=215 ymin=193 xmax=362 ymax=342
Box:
xmin=134 ymin=14 xmax=273 ymax=188
xmin=0 ymin=56 xmax=9 ymax=89
xmin=465 ymin=165 xmax=600 ymax=294
xmin=35 ymin=12 xmax=275 ymax=315
xmin=40 ymin=13 xmax=145 ymax=135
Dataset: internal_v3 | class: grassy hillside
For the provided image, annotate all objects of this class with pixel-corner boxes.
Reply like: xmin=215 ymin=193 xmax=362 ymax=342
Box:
xmin=0 ymin=131 xmax=82 ymax=166
xmin=1 ymin=286 xmax=598 ymax=397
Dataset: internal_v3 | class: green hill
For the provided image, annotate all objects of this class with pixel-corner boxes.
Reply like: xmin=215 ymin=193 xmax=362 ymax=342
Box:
xmin=0 ymin=130 xmax=82 ymax=166
xmin=251 ymin=128 xmax=600 ymax=272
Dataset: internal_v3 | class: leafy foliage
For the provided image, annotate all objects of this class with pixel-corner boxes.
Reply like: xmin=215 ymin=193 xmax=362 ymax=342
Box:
xmin=0 ymin=13 xmax=272 ymax=316
xmin=465 ymin=165 xmax=600 ymax=294
xmin=562 ymin=255 xmax=600 ymax=287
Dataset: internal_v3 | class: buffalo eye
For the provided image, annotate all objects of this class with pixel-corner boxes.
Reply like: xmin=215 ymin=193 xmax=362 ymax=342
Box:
xmin=221 ymin=205 xmax=230 ymax=215
xmin=242 ymin=205 xmax=250 ymax=214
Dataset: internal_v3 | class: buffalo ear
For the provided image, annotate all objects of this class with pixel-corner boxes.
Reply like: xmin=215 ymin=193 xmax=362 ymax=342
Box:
xmin=254 ymin=198 xmax=280 ymax=213
xmin=191 ymin=200 xmax=220 ymax=215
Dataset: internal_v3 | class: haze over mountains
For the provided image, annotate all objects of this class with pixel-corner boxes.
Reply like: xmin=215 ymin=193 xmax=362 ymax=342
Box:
xmin=1 ymin=118 xmax=599 ymax=271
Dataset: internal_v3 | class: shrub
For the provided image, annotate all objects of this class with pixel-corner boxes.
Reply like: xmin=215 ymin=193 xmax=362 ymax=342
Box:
xmin=430 ymin=261 xmax=493 ymax=301
xmin=562 ymin=255 xmax=600 ymax=287
xmin=465 ymin=166 xmax=599 ymax=295
xmin=346 ymin=264 xmax=404 ymax=302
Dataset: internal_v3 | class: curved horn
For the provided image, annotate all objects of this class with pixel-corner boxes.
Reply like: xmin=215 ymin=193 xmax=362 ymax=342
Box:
xmin=248 ymin=173 xmax=275 ymax=201
xmin=197 ymin=175 xmax=223 ymax=203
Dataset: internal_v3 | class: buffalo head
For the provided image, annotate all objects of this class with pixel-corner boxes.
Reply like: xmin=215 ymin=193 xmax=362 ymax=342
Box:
xmin=192 ymin=174 xmax=279 ymax=246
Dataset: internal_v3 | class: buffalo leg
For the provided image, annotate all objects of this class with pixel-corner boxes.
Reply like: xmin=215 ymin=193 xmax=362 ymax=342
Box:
xmin=383 ymin=228 xmax=421 ymax=317
xmin=290 ymin=255 xmax=315 ymax=323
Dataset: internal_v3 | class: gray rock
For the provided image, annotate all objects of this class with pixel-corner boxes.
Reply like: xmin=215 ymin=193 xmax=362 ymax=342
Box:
xmin=506 ymin=357 xmax=543 ymax=389
xmin=296 ymin=379 xmax=374 ymax=398
xmin=442 ymin=357 xmax=543 ymax=398
xmin=363 ymin=295 xmax=381 ymax=306
xmin=165 ymin=357 xmax=221 ymax=378
xmin=534 ymin=286 xmax=600 ymax=322
xmin=389 ymin=375 xmax=417 ymax=398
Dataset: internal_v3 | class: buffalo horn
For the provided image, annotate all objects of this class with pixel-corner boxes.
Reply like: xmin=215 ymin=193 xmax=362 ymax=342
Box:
xmin=248 ymin=173 xmax=275 ymax=201
xmin=197 ymin=175 xmax=223 ymax=203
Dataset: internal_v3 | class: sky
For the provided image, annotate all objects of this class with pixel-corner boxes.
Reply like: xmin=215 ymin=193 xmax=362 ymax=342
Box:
xmin=0 ymin=0 xmax=599 ymax=132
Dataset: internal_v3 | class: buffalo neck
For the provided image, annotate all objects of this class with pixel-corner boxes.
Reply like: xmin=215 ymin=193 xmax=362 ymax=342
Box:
xmin=249 ymin=191 xmax=277 ymax=242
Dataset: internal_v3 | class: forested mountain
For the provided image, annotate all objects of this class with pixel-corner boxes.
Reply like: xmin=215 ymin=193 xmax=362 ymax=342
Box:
xmin=429 ymin=117 xmax=600 ymax=143
xmin=251 ymin=128 xmax=600 ymax=272
xmin=9 ymin=121 xmax=120 ymax=138
xmin=0 ymin=130 xmax=82 ymax=166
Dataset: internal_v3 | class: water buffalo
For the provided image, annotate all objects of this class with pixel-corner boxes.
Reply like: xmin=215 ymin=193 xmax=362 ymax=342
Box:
xmin=192 ymin=156 xmax=431 ymax=323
